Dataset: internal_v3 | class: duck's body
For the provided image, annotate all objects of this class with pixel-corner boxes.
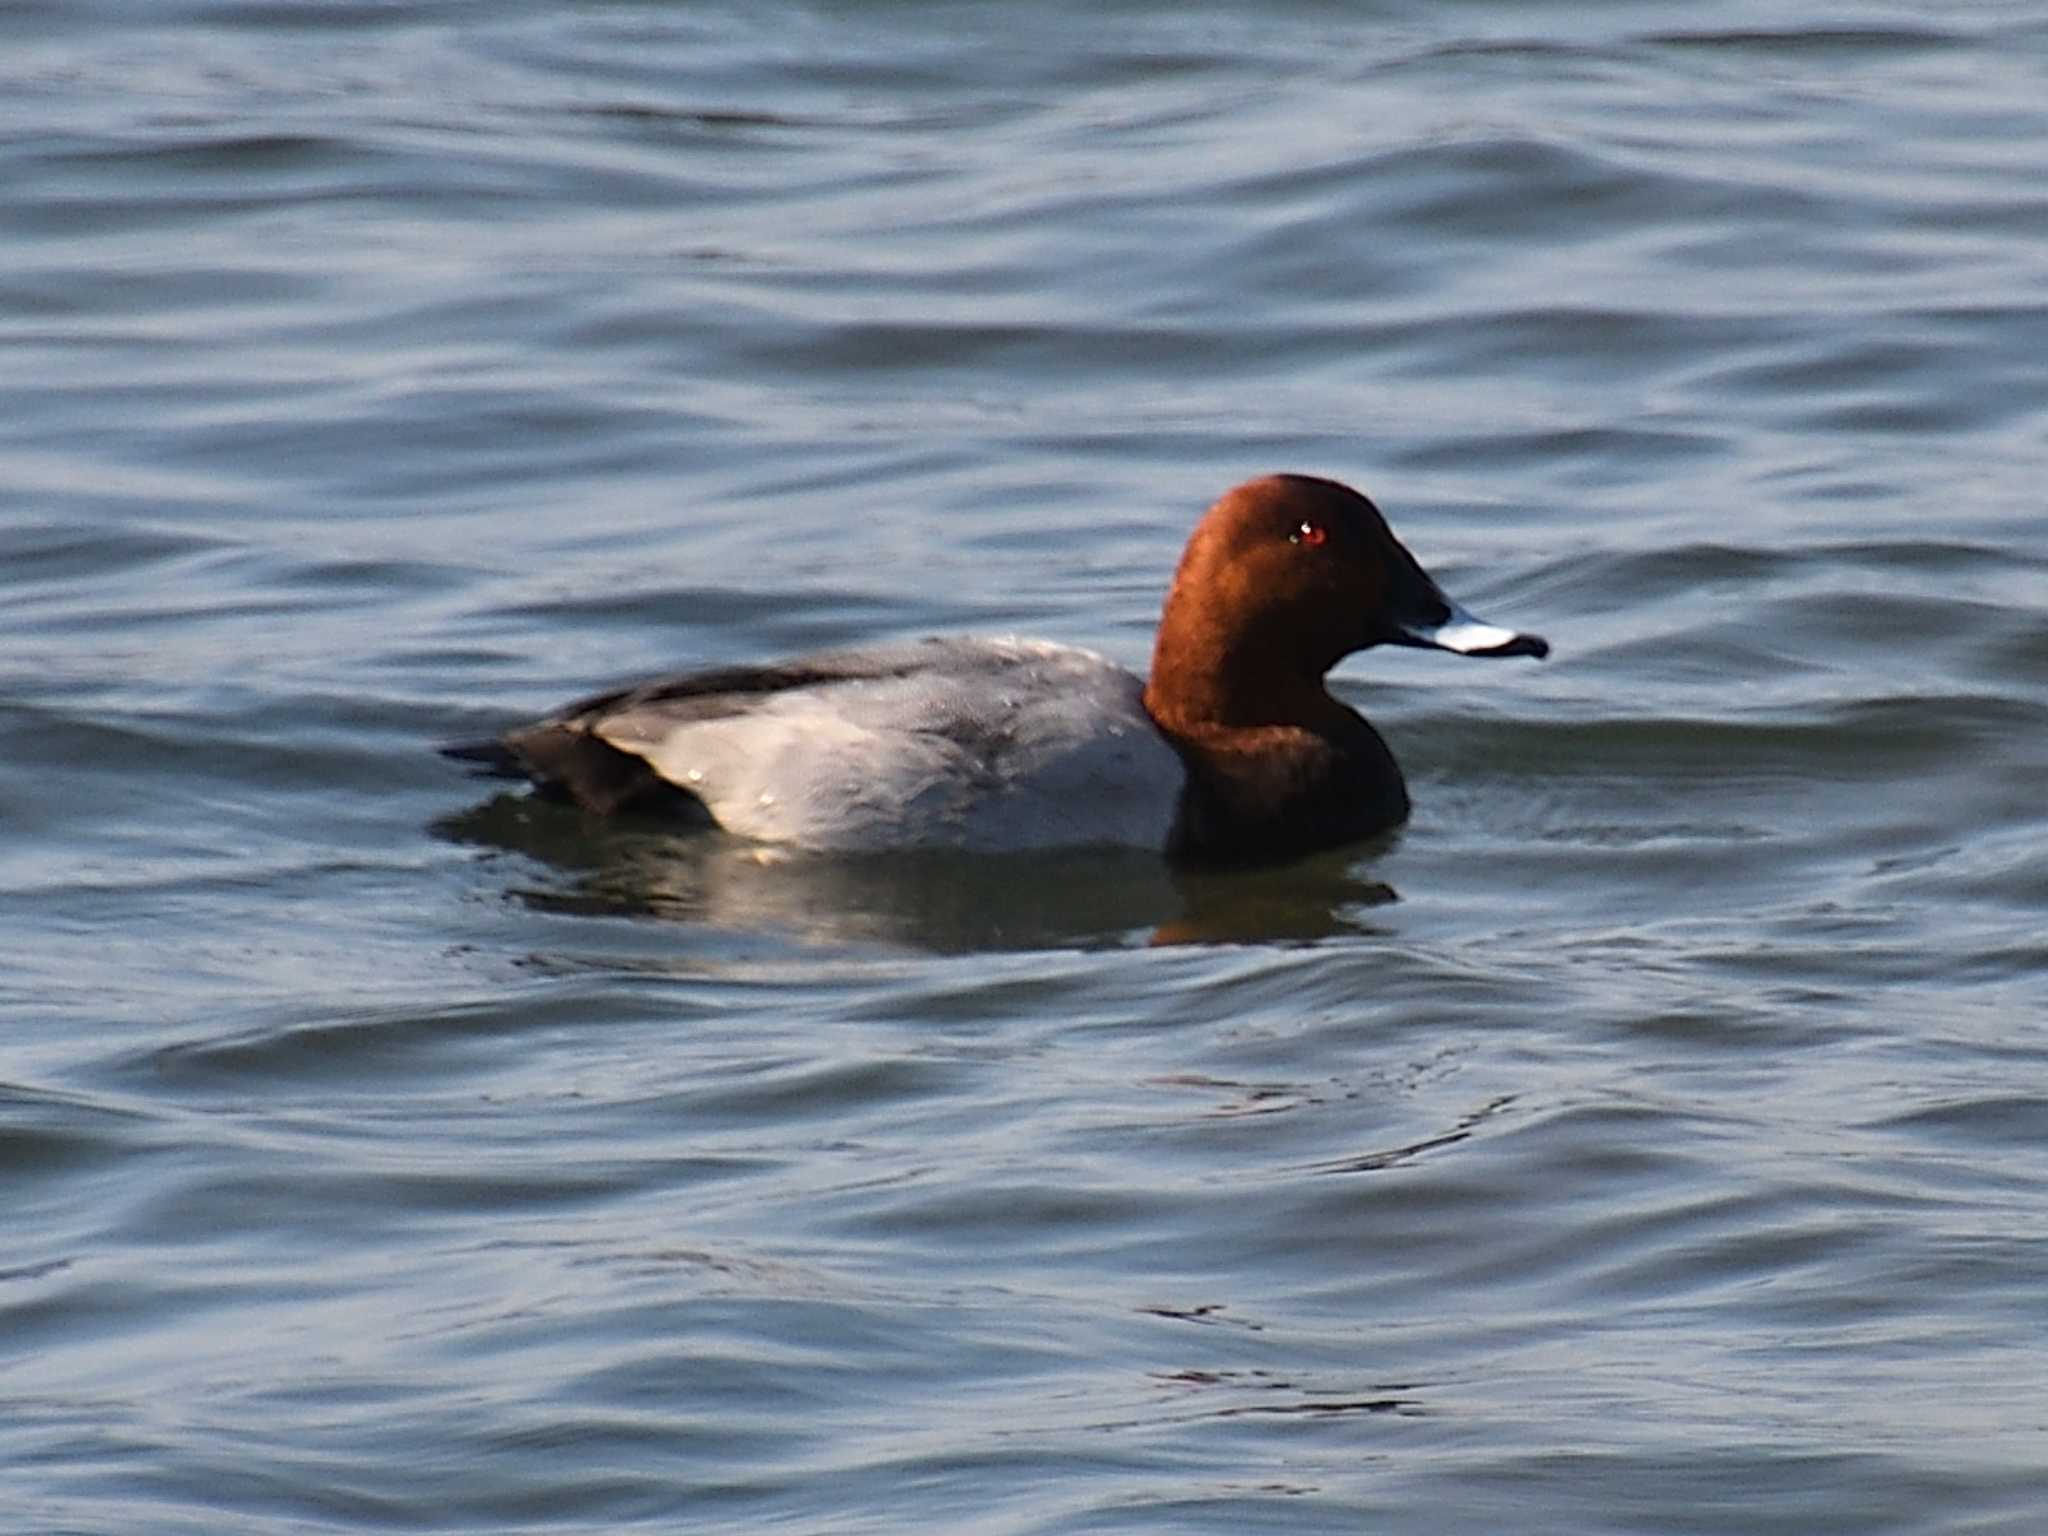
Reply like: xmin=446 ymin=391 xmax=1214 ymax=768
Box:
xmin=443 ymin=475 xmax=1547 ymax=864
xmin=450 ymin=636 xmax=1186 ymax=852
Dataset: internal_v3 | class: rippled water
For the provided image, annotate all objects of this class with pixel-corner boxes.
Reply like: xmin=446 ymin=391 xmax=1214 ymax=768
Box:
xmin=5 ymin=2 xmax=2048 ymax=1531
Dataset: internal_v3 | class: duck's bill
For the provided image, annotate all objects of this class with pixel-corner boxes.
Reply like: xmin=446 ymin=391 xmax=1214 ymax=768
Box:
xmin=1395 ymin=596 xmax=1549 ymax=659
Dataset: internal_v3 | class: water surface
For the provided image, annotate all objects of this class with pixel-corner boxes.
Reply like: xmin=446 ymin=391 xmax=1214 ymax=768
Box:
xmin=4 ymin=3 xmax=2047 ymax=1532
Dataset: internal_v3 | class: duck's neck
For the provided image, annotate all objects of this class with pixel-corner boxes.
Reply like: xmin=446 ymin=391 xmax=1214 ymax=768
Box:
xmin=1143 ymin=626 xmax=1408 ymax=864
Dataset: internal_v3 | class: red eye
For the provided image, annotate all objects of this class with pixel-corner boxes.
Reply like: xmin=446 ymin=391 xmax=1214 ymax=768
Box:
xmin=1291 ymin=520 xmax=1327 ymax=548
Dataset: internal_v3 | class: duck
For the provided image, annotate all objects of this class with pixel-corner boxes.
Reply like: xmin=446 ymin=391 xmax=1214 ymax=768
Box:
xmin=440 ymin=474 xmax=1547 ymax=863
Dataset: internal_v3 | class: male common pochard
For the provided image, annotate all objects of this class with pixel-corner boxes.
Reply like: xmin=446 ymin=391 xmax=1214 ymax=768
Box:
xmin=442 ymin=474 xmax=1547 ymax=863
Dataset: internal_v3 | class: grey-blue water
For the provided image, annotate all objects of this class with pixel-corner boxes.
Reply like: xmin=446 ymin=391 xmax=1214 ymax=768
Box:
xmin=5 ymin=3 xmax=2047 ymax=1531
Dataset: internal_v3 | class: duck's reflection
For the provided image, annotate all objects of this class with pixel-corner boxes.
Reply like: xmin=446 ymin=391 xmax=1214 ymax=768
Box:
xmin=437 ymin=795 xmax=1399 ymax=952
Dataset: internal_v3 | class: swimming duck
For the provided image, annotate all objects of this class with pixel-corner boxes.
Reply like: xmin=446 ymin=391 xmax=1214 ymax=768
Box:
xmin=441 ymin=474 xmax=1547 ymax=863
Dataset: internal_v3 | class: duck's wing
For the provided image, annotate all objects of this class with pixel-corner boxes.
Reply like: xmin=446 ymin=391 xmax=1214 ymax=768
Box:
xmin=442 ymin=639 xmax=1183 ymax=851
xmin=440 ymin=641 xmax=964 ymax=817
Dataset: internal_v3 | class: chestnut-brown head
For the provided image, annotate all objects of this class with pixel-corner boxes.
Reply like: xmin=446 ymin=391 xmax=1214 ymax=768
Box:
xmin=1145 ymin=474 xmax=1546 ymax=729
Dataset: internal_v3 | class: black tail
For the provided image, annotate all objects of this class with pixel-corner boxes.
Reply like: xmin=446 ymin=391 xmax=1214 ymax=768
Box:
xmin=438 ymin=738 xmax=528 ymax=780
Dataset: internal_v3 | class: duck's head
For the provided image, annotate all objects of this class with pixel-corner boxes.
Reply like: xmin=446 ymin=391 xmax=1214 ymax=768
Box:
xmin=1148 ymin=474 xmax=1547 ymax=725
